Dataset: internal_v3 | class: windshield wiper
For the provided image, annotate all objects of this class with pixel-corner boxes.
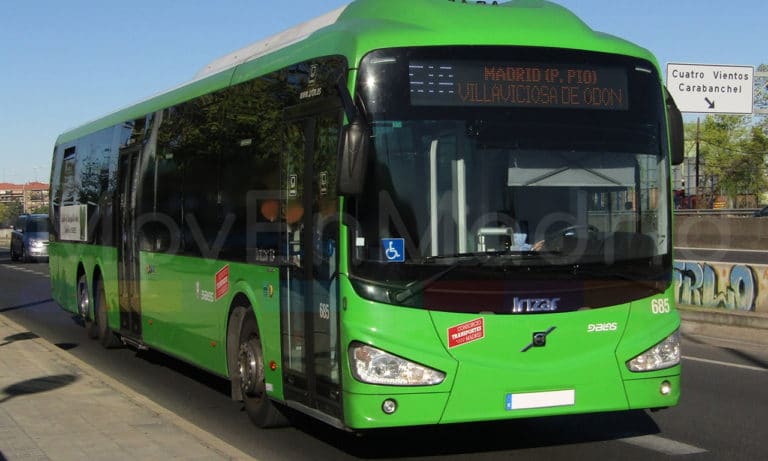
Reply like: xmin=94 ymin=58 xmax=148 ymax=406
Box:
xmin=392 ymin=255 xmax=486 ymax=303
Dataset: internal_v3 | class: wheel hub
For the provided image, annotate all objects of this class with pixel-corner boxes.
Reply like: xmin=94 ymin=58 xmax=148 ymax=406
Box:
xmin=78 ymin=281 xmax=90 ymax=319
xmin=238 ymin=338 xmax=263 ymax=396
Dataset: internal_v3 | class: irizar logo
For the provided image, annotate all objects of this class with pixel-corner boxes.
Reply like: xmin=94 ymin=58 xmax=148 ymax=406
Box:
xmin=512 ymin=297 xmax=560 ymax=313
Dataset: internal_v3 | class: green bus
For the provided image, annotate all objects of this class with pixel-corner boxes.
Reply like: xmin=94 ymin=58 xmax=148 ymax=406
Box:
xmin=49 ymin=0 xmax=685 ymax=430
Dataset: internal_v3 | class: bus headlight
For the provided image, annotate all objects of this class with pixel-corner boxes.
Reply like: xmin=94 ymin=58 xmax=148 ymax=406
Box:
xmin=627 ymin=330 xmax=680 ymax=372
xmin=349 ymin=342 xmax=445 ymax=386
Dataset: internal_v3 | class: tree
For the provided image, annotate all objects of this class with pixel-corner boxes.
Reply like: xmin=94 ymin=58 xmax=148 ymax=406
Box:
xmin=30 ymin=205 xmax=49 ymax=214
xmin=697 ymin=113 xmax=768 ymax=207
xmin=743 ymin=125 xmax=768 ymax=204
xmin=0 ymin=201 xmax=24 ymax=227
xmin=755 ymin=63 xmax=768 ymax=132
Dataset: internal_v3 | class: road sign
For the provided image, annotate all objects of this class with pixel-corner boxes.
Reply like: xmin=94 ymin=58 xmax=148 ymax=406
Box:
xmin=666 ymin=63 xmax=754 ymax=114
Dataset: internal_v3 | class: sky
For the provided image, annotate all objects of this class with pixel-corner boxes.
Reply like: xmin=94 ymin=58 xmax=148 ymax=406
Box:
xmin=0 ymin=0 xmax=765 ymax=185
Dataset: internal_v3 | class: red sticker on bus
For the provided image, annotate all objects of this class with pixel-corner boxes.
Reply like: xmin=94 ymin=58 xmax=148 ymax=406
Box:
xmin=447 ymin=318 xmax=485 ymax=348
xmin=215 ymin=265 xmax=230 ymax=301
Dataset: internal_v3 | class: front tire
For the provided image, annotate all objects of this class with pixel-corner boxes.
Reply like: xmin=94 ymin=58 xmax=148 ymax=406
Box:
xmin=232 ymin=306 xmax=287 ymax=428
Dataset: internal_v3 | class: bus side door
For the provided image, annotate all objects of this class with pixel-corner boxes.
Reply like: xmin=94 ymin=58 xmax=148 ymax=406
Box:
xmin=117 ymin=143 xmax=143 ymax=338
xmin=282 ymin=105 xmax=343 ymax=420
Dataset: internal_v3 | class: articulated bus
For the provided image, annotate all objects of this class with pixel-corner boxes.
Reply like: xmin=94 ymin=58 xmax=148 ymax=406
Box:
xmin=49 ymin=0 xmax=685 ymax=430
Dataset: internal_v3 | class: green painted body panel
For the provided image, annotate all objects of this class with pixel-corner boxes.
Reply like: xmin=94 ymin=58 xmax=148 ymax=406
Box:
xmin=48 ymin=242 xmax=119 ymax=317
xmin=139 ymin=252 xmax=226 ymax=374
xmin=336 ymin=0 xmax=657 ymax=70
xmin=624 ymin=375 xmax=681 ymax=409
xmin=138 ymin=252 xmax=282 ymax=389
xmin=49 ymin=241 xmax=283 ymax=398
xmin=344 ymin=393 xmax=450 ymax=428
xmin=338 ymin=276 xmax=679 ymax=428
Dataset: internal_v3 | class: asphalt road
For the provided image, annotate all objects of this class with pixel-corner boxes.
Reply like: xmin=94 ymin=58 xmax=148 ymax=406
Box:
xmin=1 ymin=249 xmax=767 ymax=460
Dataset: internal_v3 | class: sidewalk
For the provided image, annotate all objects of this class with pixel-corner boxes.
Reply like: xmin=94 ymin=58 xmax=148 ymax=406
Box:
xmin=0 ymin=315 xmax=255 ymax=461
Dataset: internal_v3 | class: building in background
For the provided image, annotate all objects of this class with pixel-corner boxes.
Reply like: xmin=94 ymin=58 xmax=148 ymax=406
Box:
xmin=0 ymin=182 xmax=50 ymax=214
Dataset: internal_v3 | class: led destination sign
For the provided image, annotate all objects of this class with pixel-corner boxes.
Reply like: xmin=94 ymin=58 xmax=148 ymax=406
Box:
xmin=409 ymin=61 xmax=629 ymax=110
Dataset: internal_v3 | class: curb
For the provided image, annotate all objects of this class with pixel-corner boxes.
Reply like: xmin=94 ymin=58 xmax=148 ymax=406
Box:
xmin=0 ymin=314 xmax=257 ymax=461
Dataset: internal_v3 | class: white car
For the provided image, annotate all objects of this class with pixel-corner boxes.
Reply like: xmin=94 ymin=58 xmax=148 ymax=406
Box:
xmin=10 ymin=213 xmax=50 ymax=262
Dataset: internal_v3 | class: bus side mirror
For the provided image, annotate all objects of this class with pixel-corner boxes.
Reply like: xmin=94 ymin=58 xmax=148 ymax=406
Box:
xmin=338 ymin=116 xmax=370 ymax=196
xmin=665 ymin=88 xmax=685 ymax=166
xmin=336 ymin=73 xmax=370 ymax=196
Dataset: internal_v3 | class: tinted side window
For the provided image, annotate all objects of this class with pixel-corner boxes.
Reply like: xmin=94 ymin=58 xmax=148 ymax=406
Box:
xmin=219 ymin=76 xmax=284 ymax=263
xmin=118 ymin=116 xmax=156 ymax=249
xmin=219 ymin=55 xmax=347 ymax=264
xmin=55 ymin=127 xmax=120 ymax=244
xmin=49 ymin=146 xmax=63 ymax=240
xmin=155 ymin=108 xmax=185 ymax=253
xmin=156 ymin=90 xmax=226 ymax=257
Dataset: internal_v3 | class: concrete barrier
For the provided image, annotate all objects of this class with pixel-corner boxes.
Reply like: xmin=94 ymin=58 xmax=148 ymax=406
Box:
xmin=674 ymin=260 xmax=767 ymax=315
xmin=674 ymin=215 xmax=768 ymax=250
xmin=673 ymin=214 xmax=768 ymax=320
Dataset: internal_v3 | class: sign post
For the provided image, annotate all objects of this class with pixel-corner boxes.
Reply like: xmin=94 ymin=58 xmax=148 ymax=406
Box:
xmin=666 ymin=63 xmax=754 ymax=114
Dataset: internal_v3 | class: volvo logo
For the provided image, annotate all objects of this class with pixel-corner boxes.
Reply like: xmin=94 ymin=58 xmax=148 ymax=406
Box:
xmin=521 ymin=326 xmax=557 ymax=352
xmin=512 ymin=297 xmax=560 ymax=313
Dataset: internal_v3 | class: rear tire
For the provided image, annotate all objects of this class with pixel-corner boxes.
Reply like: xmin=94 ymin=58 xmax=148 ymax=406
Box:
xmin=94 ymin=278 xmax=122 ymax=348
xmin=232 ymin=306 xmax=287 ymax=428
xmin=77 ymin=273 xmax=98 ymax=339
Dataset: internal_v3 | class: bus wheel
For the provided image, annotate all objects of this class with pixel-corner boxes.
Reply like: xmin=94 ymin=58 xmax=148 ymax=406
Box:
xmin=234 ymin=307 xmax=287 ymax=428
xmin=94 ymin=278 xmax=121 ymax=348
xmin=78 ymin=273 xmax=98 ymax=339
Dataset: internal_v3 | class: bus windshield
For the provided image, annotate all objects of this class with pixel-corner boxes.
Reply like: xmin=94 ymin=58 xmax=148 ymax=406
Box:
xmin=346 ymin=47 xmax=672 ymax=312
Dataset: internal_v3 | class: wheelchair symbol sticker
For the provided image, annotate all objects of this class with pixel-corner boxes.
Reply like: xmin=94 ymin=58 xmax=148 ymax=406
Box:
xmin=382 ymin=238 xmax=405 ymax=263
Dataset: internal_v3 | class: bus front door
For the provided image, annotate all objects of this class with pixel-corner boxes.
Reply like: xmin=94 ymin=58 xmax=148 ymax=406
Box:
xmin=282 ymin=107 xmax=342 ymax=422
xmin=117 ymin=147 xmax=143 ymax=339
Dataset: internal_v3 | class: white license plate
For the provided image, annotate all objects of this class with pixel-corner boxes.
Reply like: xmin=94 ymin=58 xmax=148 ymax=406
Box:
xmin=505 ymin=389 xmax=575 ymax=410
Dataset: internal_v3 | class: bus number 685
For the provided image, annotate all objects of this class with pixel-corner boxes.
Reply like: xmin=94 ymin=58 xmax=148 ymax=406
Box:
xmin=651 ymin=298 xmax=671 ymax=314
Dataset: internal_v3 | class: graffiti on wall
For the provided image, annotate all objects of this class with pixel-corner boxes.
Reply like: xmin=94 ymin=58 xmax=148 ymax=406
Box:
xmin=673 ymin=260 xmax=766 ymax=312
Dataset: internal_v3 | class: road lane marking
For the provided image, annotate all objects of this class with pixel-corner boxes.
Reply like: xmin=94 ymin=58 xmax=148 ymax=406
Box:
xmin=3 ymin=265 xmax=49 ymax=277
xmin=683 ymin=355 xmax=767 ymax=372
xmin=619 ymin=435 xmax=707 ymax=455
